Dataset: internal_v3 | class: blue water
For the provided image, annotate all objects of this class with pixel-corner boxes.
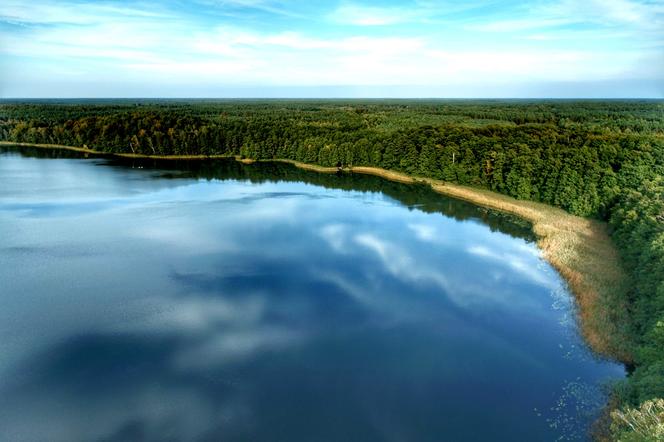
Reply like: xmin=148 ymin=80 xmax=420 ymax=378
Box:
xmin=0 ymin=148 xmax=624 ymax=441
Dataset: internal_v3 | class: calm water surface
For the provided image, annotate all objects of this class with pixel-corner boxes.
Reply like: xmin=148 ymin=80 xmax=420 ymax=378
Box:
xmin=0 ymin=147 xmax=624 ymax=441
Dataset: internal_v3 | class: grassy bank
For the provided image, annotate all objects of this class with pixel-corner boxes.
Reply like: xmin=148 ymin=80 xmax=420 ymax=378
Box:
xmin=1 ymin=141 xmax=632 ymax=363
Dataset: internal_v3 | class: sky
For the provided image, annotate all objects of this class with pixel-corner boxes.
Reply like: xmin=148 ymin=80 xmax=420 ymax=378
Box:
xmin=0 ymin=0 xmax=663 ymax=98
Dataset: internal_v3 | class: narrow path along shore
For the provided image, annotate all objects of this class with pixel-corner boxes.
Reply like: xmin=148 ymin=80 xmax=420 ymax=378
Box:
xmin=1 ymin=142 xmax=633 ymax=362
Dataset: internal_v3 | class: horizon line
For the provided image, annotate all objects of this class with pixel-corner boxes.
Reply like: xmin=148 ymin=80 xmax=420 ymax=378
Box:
xmin=2 ymin=97 xmax=663 ymax=101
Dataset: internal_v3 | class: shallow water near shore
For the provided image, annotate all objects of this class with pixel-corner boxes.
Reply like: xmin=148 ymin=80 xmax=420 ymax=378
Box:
xmin=0 ymin=146 xmax=624 ymax=441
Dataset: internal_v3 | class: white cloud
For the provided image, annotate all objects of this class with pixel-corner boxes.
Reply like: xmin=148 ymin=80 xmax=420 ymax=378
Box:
xmin=130 ymin=217 xmax=237 ymax=253
xmin=469 ymin=18 xmax=574 ymax=32
xmin=195 ymin=0 xmax=307 ymax=18
xmin=2 ymin=14 xmax=639 ymax=88
xmin=318 ymin=223 xmax=350 ymax=253
xmin=471 ymin=0 xmax=664 ymax=33
xmin=543 ymin=0 xmax=656 ymax=26
xmin=1 ymin=0 xmax=661 ymax=96
xmin=174 ymin=326 xmax=302 ymax=368
xmin=407 ymin=223 xmax=437 ymax=241
xmin=352 ymin=231 xmax=551 ymax=309
xmin=328 ymin=4 xmax=414 ymax=26
xmin=0 ymin=0 xmax=173 ymax=25
xmin=354 ymin=232 xmax=454 ymax=293
xmin=117 ymin=296 xmax=266 ymax=334
xmin=467 ymin=244 xmax=554 ymax=287
xmin=327 ymin=1 xmax=489 ymax=26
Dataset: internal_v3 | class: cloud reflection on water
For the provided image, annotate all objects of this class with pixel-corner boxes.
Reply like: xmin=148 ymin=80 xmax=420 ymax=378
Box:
xmin=0 ymin=154 xmax=624 ymax=441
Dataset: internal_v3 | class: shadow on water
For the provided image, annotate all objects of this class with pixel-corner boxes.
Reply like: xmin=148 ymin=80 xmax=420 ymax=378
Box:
xmin=2 ymin=145 xmax=535 ymax=242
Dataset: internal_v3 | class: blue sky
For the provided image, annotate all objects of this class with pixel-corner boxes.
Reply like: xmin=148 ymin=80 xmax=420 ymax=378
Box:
xmin=0 ymin=0 xmax=662 ymax=97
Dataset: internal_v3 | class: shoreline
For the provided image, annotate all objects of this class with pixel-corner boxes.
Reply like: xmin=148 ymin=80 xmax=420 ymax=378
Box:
xmin=275 ymin=160 xmax=632 ymax=362
xmin=1 ymin=141 xmax=632 ymax=362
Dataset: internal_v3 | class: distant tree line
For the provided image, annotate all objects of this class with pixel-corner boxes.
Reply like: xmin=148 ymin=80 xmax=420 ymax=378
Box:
xmin=1 ymin=100 xmax=663 ymax=435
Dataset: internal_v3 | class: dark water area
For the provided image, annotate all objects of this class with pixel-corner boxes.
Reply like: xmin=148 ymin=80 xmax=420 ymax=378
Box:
xmin=0 ymin=146 xmax=623 ymax=441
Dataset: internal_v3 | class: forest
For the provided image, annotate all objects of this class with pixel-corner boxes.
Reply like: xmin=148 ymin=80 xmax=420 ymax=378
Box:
xmin=1 ymin=99 xmax=663 ymax=437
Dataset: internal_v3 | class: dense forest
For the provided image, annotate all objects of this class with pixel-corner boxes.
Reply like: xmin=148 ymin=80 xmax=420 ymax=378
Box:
xmin=1 ymin=99 xmax=663 ymax=438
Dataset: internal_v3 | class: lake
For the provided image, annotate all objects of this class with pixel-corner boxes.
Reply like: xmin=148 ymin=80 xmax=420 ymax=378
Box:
xmin=0 ymin=147 xmax=624 ymax=441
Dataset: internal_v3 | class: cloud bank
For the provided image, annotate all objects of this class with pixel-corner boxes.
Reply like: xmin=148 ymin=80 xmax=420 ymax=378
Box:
xmin=0 ymin=0 xmax=662 ymax=97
